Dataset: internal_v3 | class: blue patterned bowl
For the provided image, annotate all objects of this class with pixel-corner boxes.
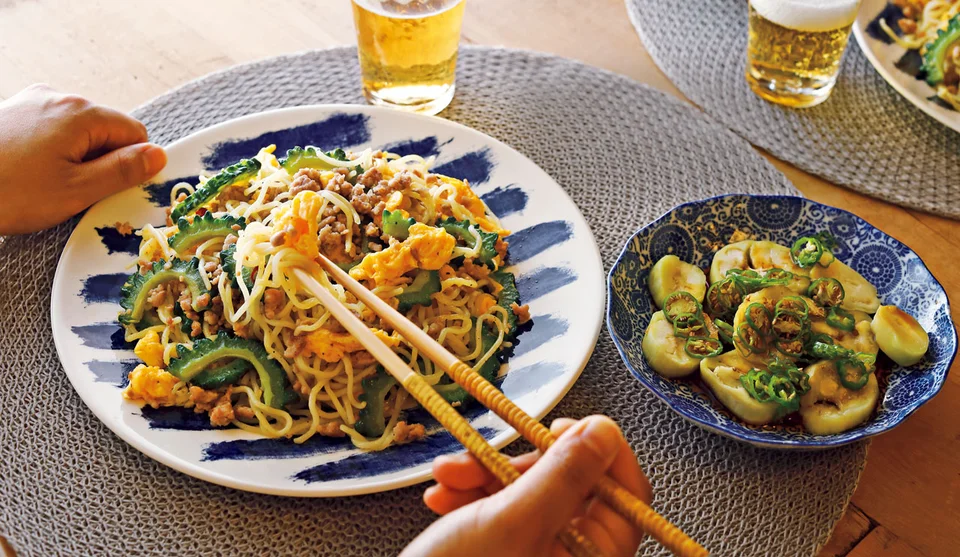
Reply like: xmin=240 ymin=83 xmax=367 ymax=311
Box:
xmin=607 ymin=194 xmax=957 ymax=449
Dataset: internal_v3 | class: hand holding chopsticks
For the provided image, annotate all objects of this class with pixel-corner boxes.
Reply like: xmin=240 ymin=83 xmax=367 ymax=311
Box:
xmin=293 ymin=257 xmax=708 ymax=557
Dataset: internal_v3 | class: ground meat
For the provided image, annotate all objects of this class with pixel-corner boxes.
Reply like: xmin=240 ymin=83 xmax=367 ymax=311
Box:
xmin=190 ymin=321 xmax=203 ymax=338
xmin=325 ymin=171 xmax=353 ymax=197
xmin=283 ymin=336 xmax=306 ymax=360
xmin=235 ymin=406 xmax=256 ymax=421
xmin=263 ymin=184 xmax=286 ymax=203
xmin=146 ymin=284 xmax=167 ymax=308
xmin=317 ymin=225 xmax=354 ymax=263
xmin=216 ymin=185 xmax=248 ymax=204
xmin=223 ymin=234 xmax=238 ymax=248
xmin=165 ymin=193 xmax=188 ymax=226
xmin=462 ymin=259 xmax=491 ymax=280
xmin=351 ymin=351 xmax=377 ymax=367
xmin=208 ymin=388 xmax=235 ymax=427
xmin=230 ymin=320 xmax=251 ymax=339
xmin=356 ymin=167 xmax=382 ymax=188
xmin=178 ymin=289 xmax=192 ymax=312
xmin=263 ymin=288 xmax=286 ymax=319
xmin=195 ymin=293 xmax=211 ymax=311
xmin=495 ymin=238 xmax=509 ymax=260
xmin=317 ymin=422 xmax=346 ymax=437
xmin=898 ymin=18 xmax=917 ymax=34
xmin=189 ymin=386 xmax=220 ymax=412
xmin=350 ymin=170 xmax=412 ymax=225
xmin=291 ymin=379 xmax=312 ymax=397
xmin=290 ymin=168 xmax=323 ymax=196
xmin=510 ymin=303 xmax=531 ymax=325
xmin=115 ymin=221 xmax=134 ymax=235
xmin=393 ymin=421 xmax=426 ymax=444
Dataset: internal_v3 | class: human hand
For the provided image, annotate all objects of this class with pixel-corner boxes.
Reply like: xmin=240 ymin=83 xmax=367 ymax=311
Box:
xmin=0 ymin=84 xmax=166 ymax=235
xmin=402 ymin=416 xmax=652 ymax=557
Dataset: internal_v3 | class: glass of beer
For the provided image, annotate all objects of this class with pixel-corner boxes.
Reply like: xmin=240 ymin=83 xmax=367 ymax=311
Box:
xmin=352 ymin=0 xmax=466 ymax=115
xmin=746 ymin=0 xmax=861 ymax=108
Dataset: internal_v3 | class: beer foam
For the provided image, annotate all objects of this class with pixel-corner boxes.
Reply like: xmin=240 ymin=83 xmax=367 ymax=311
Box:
xmin=751 ymin=0 xmax=860 ymax=32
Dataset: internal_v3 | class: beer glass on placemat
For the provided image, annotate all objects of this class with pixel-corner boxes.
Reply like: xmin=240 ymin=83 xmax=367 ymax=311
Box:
xmin=352 ymin=0 xmax=466 ymax=115
xmin=746 ymin=0 xmax=861 ymax=108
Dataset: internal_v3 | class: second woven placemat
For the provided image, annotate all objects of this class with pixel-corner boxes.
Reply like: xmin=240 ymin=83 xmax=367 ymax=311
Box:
xmin=0 ymin=47 xmax=864 ymax=557
xmin=626 ymin=0 xmax=960 ymax=220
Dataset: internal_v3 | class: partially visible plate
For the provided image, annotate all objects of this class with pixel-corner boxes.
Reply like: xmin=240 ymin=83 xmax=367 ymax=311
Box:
xmin=50 ymin=105 xmax=605 ymax=496
xmin=854 ymin=0 xmax=960 ymax=133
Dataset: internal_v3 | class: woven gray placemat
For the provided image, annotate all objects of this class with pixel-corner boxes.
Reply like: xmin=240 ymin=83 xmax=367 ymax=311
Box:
xmin=626 ymin=0 xmax=960 ymax=220
xmin=0 ymin=46 xmax=866 ymax=557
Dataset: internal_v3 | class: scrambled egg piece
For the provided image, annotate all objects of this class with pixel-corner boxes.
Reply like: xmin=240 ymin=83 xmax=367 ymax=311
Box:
xmin=134 ymin=330 xmax=165 ymax=368
xmin=273 ymin=190 xmax=324 ymax=259
xmin=305 ymin=328 xmax=400 ymax=362
xmin=350 ymin=223 xmax=456 ymax=284
xmin=437 ymin=175 xmax=509 ymax=237
xmin=471 ymin=293 xmax=498 ymax=316
xmin=123 ymin=365 xmax=181 ymax=408
xmin=384 ymin=190 xmax=410 ymax=212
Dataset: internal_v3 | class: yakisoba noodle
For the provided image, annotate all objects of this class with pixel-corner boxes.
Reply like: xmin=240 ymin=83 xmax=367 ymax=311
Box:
xmin=880 ymin=0 xmax=960 ymax=109
xmin=119 ymin=144 xmax=529 ymax=451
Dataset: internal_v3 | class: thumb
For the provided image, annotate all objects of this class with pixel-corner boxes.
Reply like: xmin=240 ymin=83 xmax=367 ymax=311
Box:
xmin=76 ymin=142 xmax=166 ymax=200
xmin=492 ymin=416 xmax=622 ymax=535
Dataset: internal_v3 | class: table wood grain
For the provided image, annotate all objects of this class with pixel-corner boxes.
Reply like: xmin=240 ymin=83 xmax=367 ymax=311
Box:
xmin=1 ymin=1 xmax=956 ymax=555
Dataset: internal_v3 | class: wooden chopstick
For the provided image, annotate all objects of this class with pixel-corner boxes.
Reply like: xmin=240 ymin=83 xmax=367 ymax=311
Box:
xmin=292 ymin=268 xmax=605 ymax=557
xmin=313 ymin=255 xmax=709 ymax=557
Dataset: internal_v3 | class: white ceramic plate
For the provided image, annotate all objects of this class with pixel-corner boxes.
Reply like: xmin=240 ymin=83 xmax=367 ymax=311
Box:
xmin=51 ymin=105 xmax=604 ymax=497
xmin=854 ymin=0 xmax=960 ymax=133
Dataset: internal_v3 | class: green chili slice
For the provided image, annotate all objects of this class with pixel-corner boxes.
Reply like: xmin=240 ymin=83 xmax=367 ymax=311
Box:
xmin=663 ymin=291 xmax=701 ymax=323
xmin=776 ymin=336 xmax=805 ymax=358
xmin=736 ymin=324 xmax=766 ymax=355
xmin=672 ymin=312 xmax=704 ymax=338
xmin=768 ymin=358 xmax=811 ymax=396
xmin=790 ymin=237 xmax=824 ymax=268
xmin=684 ymin=336 xmax=723 ymax=359
xmin=740 ymin=369 xmax=774 ymax=403
xmin=856 ymin=352 xmax=877 ymax=374
xmin=805 ymin=333 xmax=834 ymax=353
xmin=725 ymin=268 xmax=792 ymax=292
xmin=775 ymin=296 xmax=808 ymax=318
xmin=807 ymin=278 xmax=844 ymax=307
xmin=826 ymin=307 xmax=856 ymax=332
xmin=763 ymin=268 xmax=795 ymax=282
xmin=837 ymin=358 xmax=869 ymax=390
xmin=772 ymin=310 xmax=807 ymax=340
xmin=809 ymin=340 xmax=853 ymax=361
xmin=766 ymin=374 xmax=800 ymax=411
xmin=813 ymin=232 xmax=838 ymax=266
xmin=705 ymin=277 xmax=745 ymax=318
xmin=744 ymin=303 xmax=773 ymax=336
xmin=714 ymin=319 xmax=735 ymax=345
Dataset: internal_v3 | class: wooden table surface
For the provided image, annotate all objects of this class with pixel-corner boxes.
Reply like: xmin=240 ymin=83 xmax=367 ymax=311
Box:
xmin=1 ymin=1 xmax=956 ymax=555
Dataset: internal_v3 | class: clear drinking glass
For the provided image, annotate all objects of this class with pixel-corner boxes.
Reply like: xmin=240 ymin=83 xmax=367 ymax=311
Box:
xmin=352 ymin=0 xmax=466 ymax=115
xmin=746 ymin=0 xmax=861 ymax=108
